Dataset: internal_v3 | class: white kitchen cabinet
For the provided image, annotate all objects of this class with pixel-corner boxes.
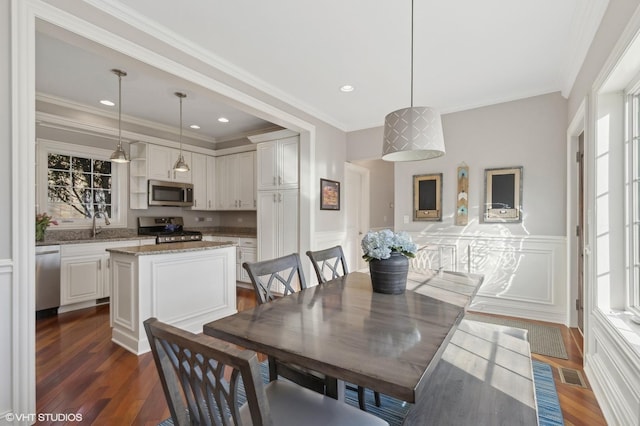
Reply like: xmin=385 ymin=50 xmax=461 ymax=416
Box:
xmin=257 ymin=189 xmax=298 ymax=262
xmin=59 ymin=239 xmax=145 ymax=312
xmin=203 ymin=236 xmax=257 ymax=284
xmin=256 ymin=136 xmax=299 ymax=190
xmin=147 ymin=144 xmax=192 ymax=183
xmin=129 ymin=142 xmax=193 ymax=209
xmin=190 ymin=153 xmax=216 ymax=210
xmin=237 ymin=238 xmax=257 ymax=283
xmin=215 ymin=152 xmax=256 ymax=210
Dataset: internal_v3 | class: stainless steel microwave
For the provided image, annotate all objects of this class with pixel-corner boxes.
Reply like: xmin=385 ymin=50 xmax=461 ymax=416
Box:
xmin=148 ymin=180 xmax=194 ymax=207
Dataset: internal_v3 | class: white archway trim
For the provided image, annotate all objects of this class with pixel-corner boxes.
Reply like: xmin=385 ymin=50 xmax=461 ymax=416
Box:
xmin=12 ymin=0 xmax=318 ymax=415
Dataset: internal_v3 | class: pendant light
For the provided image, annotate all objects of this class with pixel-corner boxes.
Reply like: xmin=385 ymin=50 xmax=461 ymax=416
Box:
xmin=109 ymin=69 xmax=129 ymax=163
xmin=382 ymin=0 xmax=445 ymax=161
xmin=173 ymin=92 xmax=190 ymax=172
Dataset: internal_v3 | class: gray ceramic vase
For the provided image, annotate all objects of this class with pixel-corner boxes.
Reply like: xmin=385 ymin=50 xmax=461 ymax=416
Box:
xmin=369 ymin=252 xmax=409 ymax=294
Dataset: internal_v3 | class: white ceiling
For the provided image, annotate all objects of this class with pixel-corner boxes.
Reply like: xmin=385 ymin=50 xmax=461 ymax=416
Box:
xmin=36 ymin=0 xmax=608 ymax=142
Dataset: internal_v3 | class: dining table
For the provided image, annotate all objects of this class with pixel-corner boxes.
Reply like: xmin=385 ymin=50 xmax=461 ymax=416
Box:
xmin=203 ymin=268 xmax=483 ymax=403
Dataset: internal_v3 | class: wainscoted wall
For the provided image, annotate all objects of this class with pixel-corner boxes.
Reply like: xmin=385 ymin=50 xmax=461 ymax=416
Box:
xmin=0 ymin=259 xmax=12 ymax=418
xmin=410 ymin=233 xmax=568 ymax=324
xmin=586 ymin=313 xmax=640 ymax=425
xmin=313 ymin=230 xmax=567 ymax=324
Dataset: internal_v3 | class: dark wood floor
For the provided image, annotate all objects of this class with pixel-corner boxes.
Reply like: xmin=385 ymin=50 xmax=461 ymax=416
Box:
xmin=36 ymin=288 xmax=606 ymax=425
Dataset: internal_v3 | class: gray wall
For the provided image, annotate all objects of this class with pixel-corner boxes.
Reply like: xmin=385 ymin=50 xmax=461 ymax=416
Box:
xmin=348 ymin=92 xmax=568 ymax=237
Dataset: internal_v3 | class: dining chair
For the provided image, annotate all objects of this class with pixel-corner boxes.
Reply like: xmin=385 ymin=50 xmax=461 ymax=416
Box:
xmin=144 ymin=318 xmax=388 ymax=426
xmin=243 ymin=253 xmax=335 ymax=397
xmin=306 ymin=245 xmax=349 ymax=283
xmin=243 ymin=252 xmax=307 ymax=304
xmin=306 ymin=246 xmax=382 ymax=411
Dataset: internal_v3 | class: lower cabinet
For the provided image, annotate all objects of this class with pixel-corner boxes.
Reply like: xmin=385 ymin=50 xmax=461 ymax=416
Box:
xmin=203 ymin=236 xmax=257 ymax=284
xmin=59 ymin=239 xmax=151 ymax=312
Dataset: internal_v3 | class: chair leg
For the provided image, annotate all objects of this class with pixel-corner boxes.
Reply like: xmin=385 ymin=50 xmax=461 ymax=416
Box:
xmin=357 ymin=386 xmax=366 ymax=411
xmin=267 ymin=356 xmax=278 ymax=382
xmin=374 ymin=391 xmax=381 ymax=407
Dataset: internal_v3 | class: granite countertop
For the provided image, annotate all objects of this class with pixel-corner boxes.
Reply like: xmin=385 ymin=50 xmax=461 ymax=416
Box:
xmin=107 ymin=241 xmax=236 ymax=256
xmin=36 ymin=229 xmax=154 ymax=246
xmin=196 ymin=227 xmax=257 ymax=238
xmin=36 ymin=226 xmax=257 ymax=246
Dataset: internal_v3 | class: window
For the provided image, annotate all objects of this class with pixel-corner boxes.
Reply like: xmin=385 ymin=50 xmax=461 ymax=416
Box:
xmin=37 ymin=140 xmax=127 ymax=228
xmin=630 ymin=94 xmax=640 ymax=311
xmin=47 ymin=153 xmax=112 ymax=220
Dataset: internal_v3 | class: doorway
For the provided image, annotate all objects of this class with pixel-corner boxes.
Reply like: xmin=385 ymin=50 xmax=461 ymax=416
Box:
xmin=344 ymin=163 xmax=370 ymax=271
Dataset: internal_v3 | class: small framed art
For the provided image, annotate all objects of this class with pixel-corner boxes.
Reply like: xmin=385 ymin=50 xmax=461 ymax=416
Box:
xmin=320 ymin=178 xmax=340 ymax=210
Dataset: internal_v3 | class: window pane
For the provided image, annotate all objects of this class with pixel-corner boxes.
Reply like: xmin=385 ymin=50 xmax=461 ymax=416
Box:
xmin=48 ymin=170 xmax=70 ymax=187
xmin=48 ymin=186 xmax=70 ymax=203
xmin=93 ymin=174 xmax=112 ymax=189
xmin=48 ymin=153 xmax=69 ymax=170
xmin=93 ymin=160 xmax=111 ymax=174
xmin=72 ymin=157 xmax=92 ymax=173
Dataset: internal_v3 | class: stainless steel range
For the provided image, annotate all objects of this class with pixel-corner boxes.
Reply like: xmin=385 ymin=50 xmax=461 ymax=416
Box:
xmin=137 ymin=217 xmax=203 ymax=244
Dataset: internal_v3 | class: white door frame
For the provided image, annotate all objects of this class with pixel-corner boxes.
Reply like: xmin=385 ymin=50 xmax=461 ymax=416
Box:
xmin=566 ymin=99 xmax=587 ymax=329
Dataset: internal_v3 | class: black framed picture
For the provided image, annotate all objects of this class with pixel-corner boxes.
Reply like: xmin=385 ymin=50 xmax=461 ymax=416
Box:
xmin=320 ymin=178 xmax=340 ymax=210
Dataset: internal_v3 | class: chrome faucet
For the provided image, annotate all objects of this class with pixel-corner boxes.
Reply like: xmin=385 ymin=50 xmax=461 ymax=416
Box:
xmin=92 ymin=212 xmax=110 ymax=238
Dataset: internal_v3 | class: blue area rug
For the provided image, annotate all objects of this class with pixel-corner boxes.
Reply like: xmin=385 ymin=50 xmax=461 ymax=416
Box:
xmin=160 ymin=360 xmax=563 ymax=425
xmin=533 ymin=360 xmax=565 ymax=426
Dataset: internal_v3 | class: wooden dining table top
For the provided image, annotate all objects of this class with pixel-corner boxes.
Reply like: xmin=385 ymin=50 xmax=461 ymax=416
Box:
xmin=203 ymin=269 xmax=483 ymax=403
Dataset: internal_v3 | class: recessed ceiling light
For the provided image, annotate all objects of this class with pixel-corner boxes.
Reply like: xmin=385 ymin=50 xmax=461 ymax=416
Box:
xmin=190 ymin=124 xmax=201 ymax=129
xmin=340 ymin=85 xmax=355 ymax=92
xmin=218 ymin=117 xmax=229 ymax=123
xmin=100 ymin=99 xmax=115 ymax=106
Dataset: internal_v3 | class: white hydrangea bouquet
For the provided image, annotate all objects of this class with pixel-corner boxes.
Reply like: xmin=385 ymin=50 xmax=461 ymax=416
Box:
xmin=361 ymin=229 xmax=418 ymax=262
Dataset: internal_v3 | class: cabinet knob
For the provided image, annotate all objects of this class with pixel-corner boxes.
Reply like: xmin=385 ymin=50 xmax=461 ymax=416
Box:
xmin=273 ymin=193 xmax=276 ymax=203
xmin=273 ymin=176 xmax=277 ymax=186
xmin=239 ymin=200 xmax=242 ymax=208
xmin=278 ymin=176 xmax=282 ymax=185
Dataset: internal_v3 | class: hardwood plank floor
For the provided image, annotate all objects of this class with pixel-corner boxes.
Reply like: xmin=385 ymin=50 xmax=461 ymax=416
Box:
xmin=35 ymin=289 xmax=606 ymax=425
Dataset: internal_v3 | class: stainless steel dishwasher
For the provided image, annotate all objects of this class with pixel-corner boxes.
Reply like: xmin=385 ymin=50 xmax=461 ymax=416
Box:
xmin=36 ymin=245 xmax=61 ymax=318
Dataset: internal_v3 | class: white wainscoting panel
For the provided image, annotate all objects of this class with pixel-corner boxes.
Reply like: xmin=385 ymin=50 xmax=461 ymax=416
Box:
xmin=0 ymin=260 xmax=12 ymax=419
xmin=410 ymin=233 xmax=567 ymax=324
xmin=585 ymin=313 xmax=640 ymax=425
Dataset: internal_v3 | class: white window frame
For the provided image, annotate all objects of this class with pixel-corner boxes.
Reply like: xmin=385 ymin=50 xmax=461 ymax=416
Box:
xmin=36 ymin=139 xmax=128 ymax=229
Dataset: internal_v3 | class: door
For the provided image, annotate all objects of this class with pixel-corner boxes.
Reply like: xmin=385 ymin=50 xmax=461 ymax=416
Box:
xmin=345 ymin=163 xmax=370 ymax=271
xmin=577 ymin=132 xmax=585 ymax=333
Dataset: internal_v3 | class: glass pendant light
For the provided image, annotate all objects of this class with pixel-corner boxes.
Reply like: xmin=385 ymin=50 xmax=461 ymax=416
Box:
xmin=382 ymin=0 xmax=445 ymax=161
xmin=110 ymin=69 xmax=130 ymax=163
xmin=173 ymin=92 xmax=190 ymax=172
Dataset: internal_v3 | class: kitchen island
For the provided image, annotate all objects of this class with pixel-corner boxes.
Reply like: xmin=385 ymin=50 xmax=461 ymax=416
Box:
xmin=107 ymin=241 xmax=237 ymax=355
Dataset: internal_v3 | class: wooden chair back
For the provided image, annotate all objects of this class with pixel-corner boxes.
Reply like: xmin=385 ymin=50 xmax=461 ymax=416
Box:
xmin=144 ymin=317 xmax=273 ymax=426
xmin=242 ymin=253 xmax=307 ymax=304
xmin=306 ymin=245 xmax=349 ymax=283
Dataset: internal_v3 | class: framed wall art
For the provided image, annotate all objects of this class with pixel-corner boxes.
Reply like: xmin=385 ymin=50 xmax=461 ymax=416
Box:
xmin=320 ymin=178 xmax=340 ymax=210
xmin=413 ymin=173 xmax=442 ymax=221
xmin=483 ymin=166 xmax=523 ymax=222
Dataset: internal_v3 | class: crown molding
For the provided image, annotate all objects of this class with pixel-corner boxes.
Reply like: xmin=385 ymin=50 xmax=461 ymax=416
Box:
xmin=36 ymin=92 xmax=217 ymax=144
xmin=247 ymin=129 xmax=300 ymax=143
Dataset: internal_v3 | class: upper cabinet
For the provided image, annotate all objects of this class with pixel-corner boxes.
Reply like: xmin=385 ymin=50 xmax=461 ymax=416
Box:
xmin=256 ymin=136 xmax=299 ymax=190
xmin=130 ymin=142 xmax=192 ymax=209
xmin=190 ymin=153 xmax=216 ymax=211
xmin=215 ymin=151 xmax=256 ymax=210
xmin=147 ymin=144 xmax=192 ymax=183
